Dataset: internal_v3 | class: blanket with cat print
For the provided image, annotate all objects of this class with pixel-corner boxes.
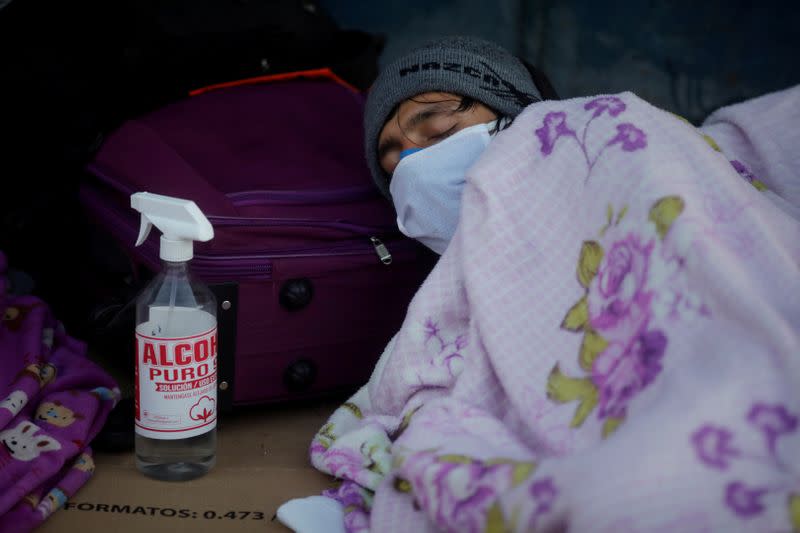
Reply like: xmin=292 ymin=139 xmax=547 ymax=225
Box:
xmin=0 ymin=252 xmax=119 ymax=532
xmin=308 ymin=86 xmax=800 ymax=532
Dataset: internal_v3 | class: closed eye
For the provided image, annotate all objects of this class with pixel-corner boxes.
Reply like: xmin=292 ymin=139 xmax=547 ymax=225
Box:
xmin=429 ymin=124 xmax=457 ymax=142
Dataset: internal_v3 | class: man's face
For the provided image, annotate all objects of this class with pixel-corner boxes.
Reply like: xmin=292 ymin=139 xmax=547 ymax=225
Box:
xmin=377 ymin=92 xmax=497 ymax=176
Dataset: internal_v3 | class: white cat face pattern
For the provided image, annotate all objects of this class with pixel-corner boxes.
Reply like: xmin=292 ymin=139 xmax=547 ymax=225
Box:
xmin=0 ymin=390 xmax=28 ymax=416
xmin=0 ymin=421 xmax=61 ymax=461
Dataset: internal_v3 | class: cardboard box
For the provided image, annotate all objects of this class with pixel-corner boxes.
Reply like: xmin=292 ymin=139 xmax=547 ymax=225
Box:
xmin=40 ymin=400 xmax=339 ymax=532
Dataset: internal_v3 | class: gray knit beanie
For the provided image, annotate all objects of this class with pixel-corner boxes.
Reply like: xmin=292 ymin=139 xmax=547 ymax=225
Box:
xmin=364 ymin=36 xmax=542 ymax=198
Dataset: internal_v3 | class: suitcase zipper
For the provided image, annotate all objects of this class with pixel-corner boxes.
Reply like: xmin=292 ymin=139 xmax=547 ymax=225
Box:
xmin=193 ymin=236 xmax=402 ymax=263
xmin=83 ymin=187 xmax=409 ymax=277
xmin=189 ymin=236 xmax=401 ymax=278
xmin=207 ymin=215 xmax=393 ymax=236
xmin=227 ymin=186 xmax=379 ymax=206
xmin=87 ymin=167 xmax=394 ymax=235
xmin=370 ymin=237 xmax=392 ymax=265
xmin=84 ymin=192 xmax=407 ymax=276
xmin=88 ymin=166 xmax=381 ymax=208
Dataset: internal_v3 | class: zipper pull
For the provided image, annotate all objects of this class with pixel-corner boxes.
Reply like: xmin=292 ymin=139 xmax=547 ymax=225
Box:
xmin=370 ymin=237 xmax=392 ymax=265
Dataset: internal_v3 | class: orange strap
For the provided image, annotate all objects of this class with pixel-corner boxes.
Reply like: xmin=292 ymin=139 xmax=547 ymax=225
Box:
xmin=188 ymin=67 xmax=360 ymax=97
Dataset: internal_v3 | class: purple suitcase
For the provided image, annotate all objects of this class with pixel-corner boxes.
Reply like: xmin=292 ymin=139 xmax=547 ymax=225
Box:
xmin=80 ymin=71 xmax=434 ymax=407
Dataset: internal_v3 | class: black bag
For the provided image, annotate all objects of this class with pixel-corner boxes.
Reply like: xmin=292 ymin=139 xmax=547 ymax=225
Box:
xmin=0 ymin=0 xmax=381 ymax=165
xmin=118 ymin=0 xmax=383 ymax=107
xmin=0 ymin=0 xmax=383 ymax=333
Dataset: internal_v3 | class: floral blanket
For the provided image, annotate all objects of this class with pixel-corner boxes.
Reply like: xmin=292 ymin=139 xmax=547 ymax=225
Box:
xmin=0 ymin=252 xmax=120 ymax=532
xmin=309 ymin=86 xmax=800 ymax=532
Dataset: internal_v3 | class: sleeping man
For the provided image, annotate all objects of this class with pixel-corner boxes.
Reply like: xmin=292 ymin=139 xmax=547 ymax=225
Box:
xmin=287 ymin=36 xmax=800 ymax=533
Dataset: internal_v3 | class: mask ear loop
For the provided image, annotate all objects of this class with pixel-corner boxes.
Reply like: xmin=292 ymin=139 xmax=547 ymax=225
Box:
xmin=519 ymin=58 xmax=560 ymax=101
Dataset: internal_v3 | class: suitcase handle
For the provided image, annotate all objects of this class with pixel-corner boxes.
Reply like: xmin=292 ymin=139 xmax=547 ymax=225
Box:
xmin=188 ymin=67 xmax=360 ymax=97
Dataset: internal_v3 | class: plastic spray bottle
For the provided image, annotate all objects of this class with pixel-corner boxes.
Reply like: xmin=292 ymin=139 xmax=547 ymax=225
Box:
xmin=131 ymin=192 xmax=218 ymax=481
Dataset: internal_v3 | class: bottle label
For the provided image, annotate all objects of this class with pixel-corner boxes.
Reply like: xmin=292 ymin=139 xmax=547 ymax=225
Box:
xmin=135 ymin=309 xmax=218 ymax=440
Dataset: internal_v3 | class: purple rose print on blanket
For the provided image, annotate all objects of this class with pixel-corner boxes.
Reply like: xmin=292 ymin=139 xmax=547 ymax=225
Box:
xmin=585 ymin=96 xmax=627 ymax=118
xmin=747 ymin=404 xmax=799 ymax=454
xmin=310 ymin=399 xmax=394 ymax=496
xmin=528 ymin=477 xmax=559 ymax=529
xmin=535 ymin=112 xmax=575 ymax=155
xmin=591 ymin=329 xmax=667 ymax=419
xmin=423 ymin=318 xmax=466 ymax=371
xmin=324 ymin=482 xmax=372 ymax=533
xmin=402 ymin=318 xmax=467 ymax=387
xmin=730 ymin=160 xmax=769 ymax=191
xmin=315 ymin=447 xmax=367 ymax=481
xmin=691 ymin=403 xmax=800 ymax=530
xmin=589 ymin=233 xmax=655 ymax=336
xmin=395 ymin=450 xmax=555 ymax=533
xmin=725 ymin=482 xmax=769 ymax=517
xmin=608 ymin=123 xmax=647 ymax=152
xmin=691 ymin=426 xmax=740 ymax=470
xmin=535 ymin=96 xmax=647 ymax=182
xmin=547 ymin=196 xmax=701 ymax=437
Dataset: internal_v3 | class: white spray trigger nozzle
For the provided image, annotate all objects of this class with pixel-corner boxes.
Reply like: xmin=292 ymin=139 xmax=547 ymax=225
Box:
xmin=136 ymin=217 xmax=154 ymax=247
xmin=130 ymin=192 xmax=214 ymax=262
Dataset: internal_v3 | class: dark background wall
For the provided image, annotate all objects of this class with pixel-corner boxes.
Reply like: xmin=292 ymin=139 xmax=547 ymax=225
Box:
xmin=319 ymin=0 xmax=799 ymax=123
xmin=0 ymin=0 xmax=797 ymax=332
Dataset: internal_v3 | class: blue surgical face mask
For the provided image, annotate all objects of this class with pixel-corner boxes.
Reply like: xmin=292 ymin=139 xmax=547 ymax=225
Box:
xmin=389 ymin=121 xmax=495 ymax=255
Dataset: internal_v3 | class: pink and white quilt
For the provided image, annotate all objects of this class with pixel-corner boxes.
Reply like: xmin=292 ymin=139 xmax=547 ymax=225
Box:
xmin=310 ymin=86 xmax=800 ymax=533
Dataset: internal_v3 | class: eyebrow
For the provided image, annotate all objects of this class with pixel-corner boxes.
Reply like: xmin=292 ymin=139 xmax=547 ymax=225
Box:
xmin=403 ymin=102 xmax=453 ymax=130
xmin=377 ymin=102 xmax=454 ymax=161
